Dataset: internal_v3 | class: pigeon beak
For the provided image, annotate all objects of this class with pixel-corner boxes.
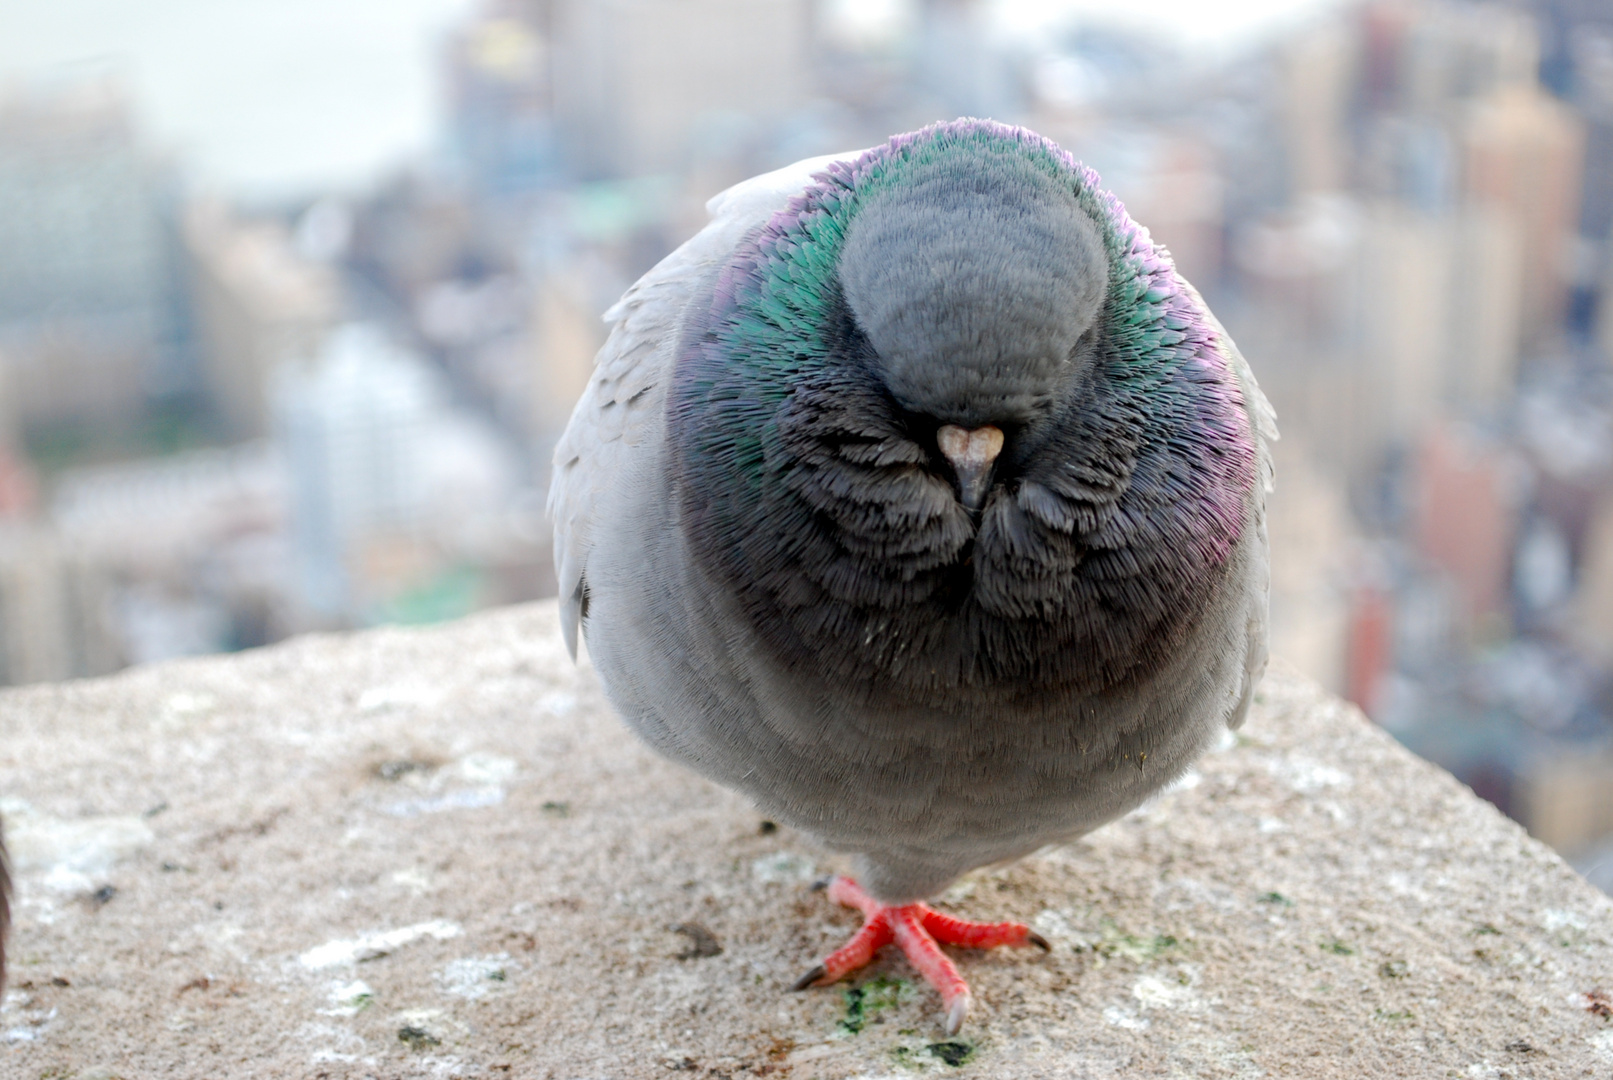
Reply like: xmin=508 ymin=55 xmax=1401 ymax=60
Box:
xmin=937 ymin=424 xmax=1004 ymax=513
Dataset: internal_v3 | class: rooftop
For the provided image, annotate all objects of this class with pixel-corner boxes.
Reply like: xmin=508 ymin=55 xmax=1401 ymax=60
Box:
xmin=2 ymin=601 xmax=1611 ymax=1078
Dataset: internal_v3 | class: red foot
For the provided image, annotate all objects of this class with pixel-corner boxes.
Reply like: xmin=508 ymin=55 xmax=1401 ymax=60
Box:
xmin=791 ymin=876 xmax=1049 ymax=1035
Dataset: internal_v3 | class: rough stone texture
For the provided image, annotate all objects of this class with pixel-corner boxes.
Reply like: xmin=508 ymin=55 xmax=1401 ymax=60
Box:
xmin=2 ymin=600 xmax=1612 ymax=1079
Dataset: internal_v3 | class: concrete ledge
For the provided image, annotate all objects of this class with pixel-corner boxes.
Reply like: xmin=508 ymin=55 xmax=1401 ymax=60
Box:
xmin=2 ymin=600 xmax=1611 ymax=1078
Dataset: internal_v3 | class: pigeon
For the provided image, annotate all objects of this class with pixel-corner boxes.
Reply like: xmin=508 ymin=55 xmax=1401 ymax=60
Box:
xmin=550 ymin=119 xmax=1275 ymax=1034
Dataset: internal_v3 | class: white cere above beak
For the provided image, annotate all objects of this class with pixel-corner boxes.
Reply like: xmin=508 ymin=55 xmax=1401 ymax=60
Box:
xmin=937 ymin=424 xmax=1004 ymax=512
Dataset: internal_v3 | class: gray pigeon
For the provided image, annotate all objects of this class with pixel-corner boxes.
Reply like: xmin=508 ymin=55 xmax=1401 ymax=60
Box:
xmin=550 ymin=119 xmax=1275 ymax=1034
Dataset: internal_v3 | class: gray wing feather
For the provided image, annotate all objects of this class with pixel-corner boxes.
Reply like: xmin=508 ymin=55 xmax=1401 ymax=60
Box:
xmin=1193 ymin=281 xmax=1278 ymax=731
xmin=548 ymin=151 xmax=863 ymax=658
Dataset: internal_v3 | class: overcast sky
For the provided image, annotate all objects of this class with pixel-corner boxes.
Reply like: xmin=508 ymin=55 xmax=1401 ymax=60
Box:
xmin=0 ymin=0 xmax=1343 ymax=199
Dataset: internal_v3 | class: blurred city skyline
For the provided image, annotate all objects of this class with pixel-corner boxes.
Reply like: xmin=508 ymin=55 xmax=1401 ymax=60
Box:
xmin=2 ymin=0 xmax=1346 ymax=196
xmin=2 ymin=0 xmax=1613 ymax=891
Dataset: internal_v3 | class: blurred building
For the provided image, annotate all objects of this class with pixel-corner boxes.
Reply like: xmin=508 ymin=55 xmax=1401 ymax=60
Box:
xmin=1460 ymin=81 xmax=1585 ymax=350
xmin=1395 ymin=1 xmax=1538 ymax=117
xmin=1267 ymin=440 xmax=1354 ymax=694
xmin=186 ymin=201 xmax=342 ymax=439
xmin=273 ymin=326 xmax=442 ymax=618
xmin=1412 ymin=422 xmax=1519 ymax=631
xmin=1231 ymin=195 xmax=1370 ymax=475
xmin=443 ymin=1 xmax=561 ymax=197
xmin=1355 ymin=201 xmax=1452 ymax=444
xmin=1444 ymin=202 xmax=1524 ymax=411
xmin=1570 ymin=23 xmax=1613 ymax=256
xmin=349 ymin=175 xmax=508 ymax=304
xmin=0 ymin=523 xmax=119 ymax=685
xmin=1603 ymin=257 xmax=1613 ymax=365
xmin=0 ymin=365 xmax=38 ymax=518
xmin=1519 ymin=751 xmax=1613 ymax=855
xmin=49 ymin=442 xmax=289 ymax=665
xmin=1574 ymin=497 xmax=1613 ymax=660
xmin=0 ymin=77 xmax=192 ymax=431
xmin=273 ymin=325 xmax=530 ymax=623
xmin=1344 ymin=576 xmax=1395 ymax=715
xmin=1278 ymin=16 xmax=1357 ymax=199
xmin=916 ymin=0 xmax=1019 ymax=121
xmin=550 ymin=0 xmax=814 ymax=178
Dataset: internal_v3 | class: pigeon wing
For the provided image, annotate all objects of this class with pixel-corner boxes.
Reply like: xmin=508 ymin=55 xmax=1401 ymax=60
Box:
xmin=548 ymin=151 xmax=863 ymax=658
xmin=1197 ymin=282 xmax=1278 ymax=731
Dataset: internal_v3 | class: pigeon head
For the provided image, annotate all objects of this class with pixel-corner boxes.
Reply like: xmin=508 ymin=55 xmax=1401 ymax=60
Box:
xmin=671 ymin=120 xmax=1258 ymax=706
xmin=837 ymin=147 xmax=1108 ymax=433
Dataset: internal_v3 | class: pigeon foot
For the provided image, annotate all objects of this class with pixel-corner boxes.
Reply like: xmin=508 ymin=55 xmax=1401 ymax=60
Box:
xmin=790 ymin=876 xmax=1049 ymax=1035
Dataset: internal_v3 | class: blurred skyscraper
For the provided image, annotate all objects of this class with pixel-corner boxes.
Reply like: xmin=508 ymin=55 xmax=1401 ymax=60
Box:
xmin=1460 ymin=81 xmax=1584 ymax=352
xmin=1566 ymin=19 xmax=1613 ymax=265
xmin=186 ymin=201 xmax=342 ymax=439
xmin=444 ymin=0 xmax=561 ymax=197
xmin=272 ymin=325 xmax=525 ymax=623
xmin=0 ymin=523 xmax=117 ymax=685
xmin=1576 ymin=497 xmax=1613 ymax=660
xmin=548 ymin=0 xmax=814 ymax=178
xmin=0 ymin=75 xmax=192 ymax=430
xmin=916 ymin=0 xmax=1019 ymax=120
xmin=1411 ymin=422 xmax=1520 ymax=629
xmin=273 ymin=326 xmax=441 ymax=618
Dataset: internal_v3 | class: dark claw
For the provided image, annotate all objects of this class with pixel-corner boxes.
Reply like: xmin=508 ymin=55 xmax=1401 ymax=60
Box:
xmin=1027 ymin=931 xmax=1051 ymax=952
xmin=809 ymin=875 xmax=833 ymax=892
xmin=790 ymin=964 xmax=827 ymax=991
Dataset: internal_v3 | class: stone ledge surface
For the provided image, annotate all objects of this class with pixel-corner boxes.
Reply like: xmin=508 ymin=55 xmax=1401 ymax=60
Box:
xmin=1 ymin=600 xmax=1611 ymax=1079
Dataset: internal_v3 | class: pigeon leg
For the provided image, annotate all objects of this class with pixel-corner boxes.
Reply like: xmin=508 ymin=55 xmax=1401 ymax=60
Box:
xmin=790 ymin=875 xmax=1049 ymax=1035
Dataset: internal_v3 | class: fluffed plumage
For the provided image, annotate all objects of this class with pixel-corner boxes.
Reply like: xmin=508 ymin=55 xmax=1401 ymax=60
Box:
xmin=550 ymin=120 xmax=1274 ymax=1024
